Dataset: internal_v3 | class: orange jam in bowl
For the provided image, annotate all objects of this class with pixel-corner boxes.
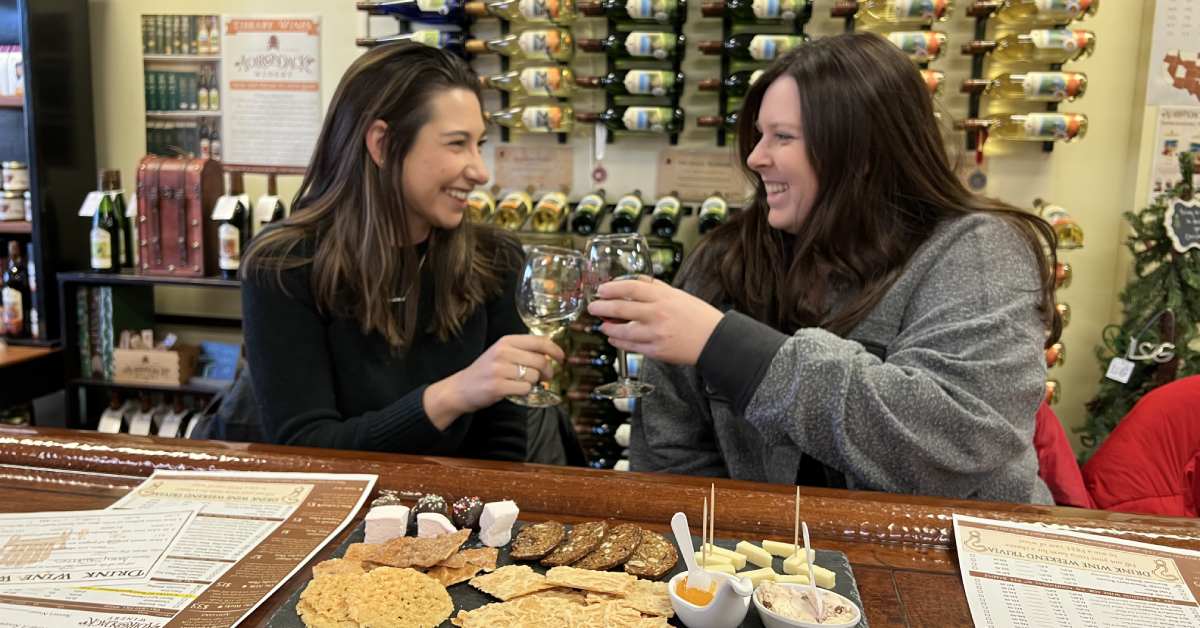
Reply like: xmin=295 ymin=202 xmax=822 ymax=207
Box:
xmin=675 ymin=576 xmax=717 ymax=606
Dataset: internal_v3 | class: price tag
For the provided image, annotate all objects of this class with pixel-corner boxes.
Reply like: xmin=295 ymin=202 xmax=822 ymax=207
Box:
xmin=157 ymin=412 xmax=186 ymax=438
xmin=211 ymin=194 xmax=249 ymax=221
xmin=97 ymin=411 xmax=123 ymax=434
xmin=127 ymin=192 xmax=138 ymax=218
xmin=128 ymin=412 xmax=154 ymax=436
xmin=77 ymin=191 xmax=104 ymax=217
xmin=254 ymin=195 xmax=280 ymax=227
xmin=1105 ymin=357 xmax=1135 ymax=384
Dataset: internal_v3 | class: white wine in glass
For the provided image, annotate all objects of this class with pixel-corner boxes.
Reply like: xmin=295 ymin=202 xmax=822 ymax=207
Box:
xmin=508 ymin=245 xmax=586 ymax=407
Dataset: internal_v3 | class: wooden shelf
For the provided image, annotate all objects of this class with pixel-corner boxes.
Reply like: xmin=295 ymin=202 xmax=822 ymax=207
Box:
xmin=1 ymin=337 xmax=58 ymax=348
xmin=0 ymin=95 xmax=22 ymax=109
xmin=0 ymin=221 xmax=31 ymax=234
xmin=57 ymin=271 xmax=239 ymax=289
xmin=70 ymin=378 xmax=226 ymax=396
xmin=146 ymin=110 xmax=222 ymax=118
xmin=143 ymin=54 xmax=221 ymax=63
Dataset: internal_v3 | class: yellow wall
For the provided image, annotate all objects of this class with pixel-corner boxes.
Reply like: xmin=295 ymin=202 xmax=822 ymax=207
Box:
xmin=87 ymin=0 xmax=1160 ymax=454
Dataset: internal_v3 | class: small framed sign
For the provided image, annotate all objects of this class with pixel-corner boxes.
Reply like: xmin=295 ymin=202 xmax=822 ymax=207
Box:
xmin=1165 ymin=199 xmax=1200 ymax=253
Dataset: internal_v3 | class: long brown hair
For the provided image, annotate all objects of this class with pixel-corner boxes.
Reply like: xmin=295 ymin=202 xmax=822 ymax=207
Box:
xmin=243 ymin=43 xmax=515 ymax=348
xmin=688 ymin=32 xmax=1061 ymax=346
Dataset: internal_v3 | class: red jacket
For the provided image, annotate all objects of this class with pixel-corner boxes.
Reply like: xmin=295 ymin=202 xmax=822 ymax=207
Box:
xmin=1034 ymin=402 xmax=1093 ymax=509
xmin=1082 ymin=375 xmax=1200 ymax=517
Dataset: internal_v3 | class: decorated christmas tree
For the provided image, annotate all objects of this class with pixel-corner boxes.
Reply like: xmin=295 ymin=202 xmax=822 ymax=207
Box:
xmin=1080 ymin=152 xmax=1200 ymax=457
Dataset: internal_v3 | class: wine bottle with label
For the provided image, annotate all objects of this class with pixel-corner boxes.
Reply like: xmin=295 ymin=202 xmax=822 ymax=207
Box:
xmin=464 ymin=0 xmax=580 ymax=24
xmin=482 ymin=66 xmax=576 ymax=98
xmin=697 ymin=194 xmax=728 ymax=234
xmin=1055 ymin=261 xmax=1071 ymax=289
xmin=576 ymin=69 xmax=685 ymax=97
xmin=831 ymin=0 xmax=951 ymax=25
xmin=700 ymin=0 xmax=813 ymax=22
xmin=962 ymin=71 xmax=1087 ymax=102
xmin=609 ymin=192 xmax=645 ymax=233
xmin=992 ymin=0 xmax=1098 ymax=25
xmin=578 ymin=0 xmax=686 ymax=24
xmin=90 ymin=171 xmax=122 ymax=275
xmin=467 ymin=190 xmax=496 ymax=222
xmin=218 ymin=173 xmax=249 ymax=280
xmin=921 ymin=69 xmax=945 ymax=95
xmin=649 ymin=194 xmax=682 ymax=238
xmin=198 ymin=66 xmax=211 ymax=111
xmin=649 ymin=241 xmax=683 ymax=281
xmin=571 ymin=190 xmax=607 ymax=235
xmin=576 ymin=31 xmax=685 ymax=61
xmin=2 ymin=241 xmax=29 ymax=338
xmin=962 ymin=29 xmax=1095 ymax=64
xmin=357 ymin=0 xmax=469 ymax=23
xmin=575 ymin=106 xmax=684 ymax=134
xmin=464 ymin=29 xmax=575 ymax=62
xmin=489 ymin=104 xmax=575 ymax=134
xmin=698 ymin=69 xmax=764 ymax=97
xmin=696 ymin=112 xmax=739 ymax=130
xmin=357 ymin=30 xmax=467 ymax=53
xmin=885 ymin=31 xmax=948 ymax=63
xmin=698 ymin=33 xmax=808 ymax=62
xmin=963 ymin=112 xmax=1088 ymax=142
xmin=494 ymin=191 xmax=533 ymax=230
xmin=530 ymin=191 xmax=569 ymax=232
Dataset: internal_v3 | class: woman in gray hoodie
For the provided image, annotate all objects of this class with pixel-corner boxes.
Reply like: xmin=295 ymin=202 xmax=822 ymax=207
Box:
xmin=587 ymin=32 xmax=1062 ymax=503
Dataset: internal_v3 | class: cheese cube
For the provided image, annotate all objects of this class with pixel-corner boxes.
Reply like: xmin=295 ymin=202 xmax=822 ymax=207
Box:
xmin=703 ymin=563 xmax=736 ymax=575
xmin=417 ymin=512 xmax=457 ymax=538
xmin=479 ymin=525 xmax=512 ymax=548
xmin=364 ymin=505 xmax=409 ymax=544
xmin=740 ymin=567 xmax=777 ymax=586
xmin=762 ymin=540 xmax=817 ymax=562
xmin=700 ymin=543 xmax=747 ymax=570
xmin=774 ymin=574 xmax=810 ymax=586
xmin=782 ymin=555 xmax=837 ymax=589
xmin=735 ymin=540 xmax=774 ymax=569
xmin=694 ymin=551 xmax=733 ymax=567
xmin=479 ymin=500 xmax=519 ymax=531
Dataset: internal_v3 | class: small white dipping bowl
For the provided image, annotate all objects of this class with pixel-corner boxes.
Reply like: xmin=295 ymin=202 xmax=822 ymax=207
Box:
xmin=753 ymin=582 xmax=862 ymax=628
xmin=667 ymin=571 xmax=751 ymax=628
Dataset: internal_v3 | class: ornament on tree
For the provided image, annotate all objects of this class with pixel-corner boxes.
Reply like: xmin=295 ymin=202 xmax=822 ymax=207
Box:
xmin=1080 ymin=152 xmax=1200 ymax=457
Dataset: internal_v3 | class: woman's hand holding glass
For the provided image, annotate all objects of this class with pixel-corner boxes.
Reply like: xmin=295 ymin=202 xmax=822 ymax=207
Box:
xmin=586 ymin=277 xmax=724 ymax=367
xmin=507 ymin=246 xmax=586 ymax=407
xmin=582 ymin=234 xmax=658 ymax=399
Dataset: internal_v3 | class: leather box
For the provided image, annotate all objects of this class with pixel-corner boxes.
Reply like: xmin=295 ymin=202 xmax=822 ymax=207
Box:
xmin=135 ymin=155 xmax=223 ymax=277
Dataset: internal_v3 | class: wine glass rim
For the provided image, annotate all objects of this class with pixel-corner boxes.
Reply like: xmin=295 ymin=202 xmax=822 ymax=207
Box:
xmin=585 ymin=233 xmax=649 ymax=245
xmin=527 ymin=245 xmax=584 ymax=258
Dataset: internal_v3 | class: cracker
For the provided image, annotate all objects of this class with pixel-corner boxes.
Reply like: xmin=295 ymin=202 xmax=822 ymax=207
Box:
xmin=571 ymin=600 xmax=650 ymax=628
xmin=509 ymin=520 xmax=566 ymax=560
xmin=574 ymin=523 xmax=644 ymax=571
xmin=469 ymin=564 xmax=558 ymax=601
xmin=297 ymin=572 xmax=361 ymax=628
xmin=426 ymin=562 xmax=483 ymax=587
xmin=541 ymin=521 xmax=608 ymax=567
xmin=343 ymin=543 xmax=380 ymax=563
xmin=545 ymin=565 xmax=635 ymax=595
xmin=451 ymin=594 xmax=580 ymax=628
xmin=347 ymin=567 xmax=452 ymax=627
xmin=587 ymin=579 xmax=674 ymax=618
xmin=310 ymin=558 xmax=366 ymax=579
xmin=362 ymin=528 xmax=470 ymax=569
xmin=459 ymin=547 xmax=499 ymax=571
xmin=510 ymin=586 xmax=589 ymax=606
xmin=437 ymin=552 xmax=468 ymax=570
xmin=623 ymin=531 xmax=679 ymax=579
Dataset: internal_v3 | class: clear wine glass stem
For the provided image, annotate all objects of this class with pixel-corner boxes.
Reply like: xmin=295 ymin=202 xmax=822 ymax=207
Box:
xmin=615 ymin=348 xmax=630 ymax=381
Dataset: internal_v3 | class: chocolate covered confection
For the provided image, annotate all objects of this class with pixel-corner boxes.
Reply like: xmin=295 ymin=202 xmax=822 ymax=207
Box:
xmin=452 ymin=496 xmax=484 ymax=530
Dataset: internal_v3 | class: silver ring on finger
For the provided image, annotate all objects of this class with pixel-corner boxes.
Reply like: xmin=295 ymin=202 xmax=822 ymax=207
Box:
xmin=516 ymin=363 xmax=528 ymax=381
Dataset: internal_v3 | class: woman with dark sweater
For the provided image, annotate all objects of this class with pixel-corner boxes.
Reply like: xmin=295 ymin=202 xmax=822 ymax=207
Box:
xmin=240 ymin=43 xmax=561 ymax=461
xmin=589 ymin=33 xmax=1063 ymax=502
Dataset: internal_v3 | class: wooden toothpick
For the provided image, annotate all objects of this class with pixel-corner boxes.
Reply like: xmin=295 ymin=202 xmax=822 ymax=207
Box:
xmin=793 ymin=486 xmax=800 ymax=558
xmin=709 ymin=483 xmax=716 ymax=558
xmin=702 ymin=496 xmax=708 ymax=566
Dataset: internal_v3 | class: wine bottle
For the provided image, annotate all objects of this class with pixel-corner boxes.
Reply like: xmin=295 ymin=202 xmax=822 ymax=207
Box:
xmin=570 ymin=190 xmax=607 ymax=235
xmin=207 ymin=16 xmax=220 ymax=54
xmin=568 ymin=349 xmax=616 ymax=369
xmin=90 ymin=171 xmax=122 ymax=275
xmin=482 ymin=66 xmax=576 ymax=98
xmin=576 ymin=70 xmax=685 ymax=97
xmin=695 ymin=112 xmax=738 ymax=130
xmin=530 ymin=191 xmax=569 ymax=233
xmin=961 ymin=29 xmax=1095 ymax=64
xmin=649 ymin=194 xmax=682 ymax=238
xmin=208 ymin=68 xmax=220 ymax=111
xmin=464 ymin=29 xmax=575 ymax=62
xmin=1037 ymin=201 xmax=1084 ymax=249
xmin=2 ymin=241 xmax=29 ymax=338
xmin=1045 ymin=342 xmax=1065 ymax=368
xmin=575 ymin=106 xmax=684 ymax=134
xmin=649 ymin=242 xmax=683 ymax=281
xmin=697 ymin=194 xmax=728 ymax=234
xmin=962 ymin=71 xmax=1086 ymax=102
xmin=467 ymin=190 xmax=496 ymax=222
xmin=885 ymin=31 xmax=948 ymax=63
xmin=1055 ymin=261 xmax=1072 ymax=289
xmin=992 ymin=0 xmax=1098 ymax=25
xmin=210 ymin=122 xmax=223 ymax=162
xmin=578 ymin=0 xmax=686 ymax=24
xmin=489 ymin=104 xmax=575 ymax=133
xmin=198 ymin=66 xmax=211 ymax=111
xmin=576 ymin=31 xmax=685 ymax=61
xmin=698 ymin=33 xmax=808 ymax=62
xmin=219 ymin=173 xmax=248 ymax=280
xmin=464 ymin=0 xmax=580 ymax=24
xmin=1043 ymin=379 xmax=1059 ymax=405
xmin=700 ymin=0 xmax=813 ymax=22
xmin=831 ymin=0 xmax=951 ymax=25
xmin=494 ymin=191 xmax=533 ymax=230
xmin=921 ymin=69 xmax=945 ymax=95
xmin=357 ymin=0 xmax=469 ymax=23
xmin=357 ymin=30 xmax=466 ymax=53
xmin=108 ymin=171 xmax=134 ymax=269
xmin=609 ymin=192 xmax=645 ymax=233
xmin=199 ymin=121 xmax=212 ymax=159
xmin=1056 ymin=302 xmax=1071 ymax=327
xmin=698 ymin=69 xmax=764 ymax=97
xmin=964 ymin=112 xmax=1088 ymax=142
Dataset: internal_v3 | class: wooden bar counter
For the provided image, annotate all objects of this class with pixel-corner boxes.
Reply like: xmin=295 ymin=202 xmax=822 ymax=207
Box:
xmin=2 ymin=425 xmax=1198 ymax=627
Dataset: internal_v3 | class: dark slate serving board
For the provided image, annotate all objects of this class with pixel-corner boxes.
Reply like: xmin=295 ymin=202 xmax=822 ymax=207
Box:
xmin=267 ymin=521 xmax=869 ymax=628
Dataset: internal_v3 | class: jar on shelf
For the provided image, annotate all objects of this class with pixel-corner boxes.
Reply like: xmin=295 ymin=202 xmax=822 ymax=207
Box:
xmin=2 ymin=161 xmax=28 ymax=192
xmin=0 ymin=190 xmax=23 ymax=220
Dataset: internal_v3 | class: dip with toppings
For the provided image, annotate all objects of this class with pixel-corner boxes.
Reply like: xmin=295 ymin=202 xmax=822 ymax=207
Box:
xmin=757 ymin=582 xmax=858 ymax=625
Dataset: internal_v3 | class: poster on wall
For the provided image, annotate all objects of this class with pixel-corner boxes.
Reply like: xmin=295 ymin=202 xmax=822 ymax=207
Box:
xmin=221 ymin=16 xmax=321 ymax=172
xmin=1149 ymin=107 xmax=1200 ymax=205
xmin=1146 ymin=0 xmax=1200 ymax=107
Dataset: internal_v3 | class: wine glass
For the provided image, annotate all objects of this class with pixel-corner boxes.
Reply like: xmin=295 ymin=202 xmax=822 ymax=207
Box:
xmin=508 ymin=246 xmax=586 ymax=407
xmin=583 ymin=233 xmax=656 ymax=399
